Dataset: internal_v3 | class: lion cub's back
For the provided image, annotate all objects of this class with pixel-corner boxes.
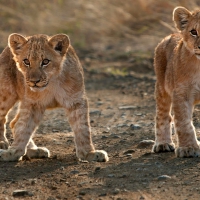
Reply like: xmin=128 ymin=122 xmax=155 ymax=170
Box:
xmin=0 ymin=47 xmax=17 ymax=81
xmin=155 ymin=33 xmax=181 ymax=64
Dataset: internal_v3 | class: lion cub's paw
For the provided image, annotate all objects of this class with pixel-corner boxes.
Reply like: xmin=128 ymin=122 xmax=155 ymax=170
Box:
xmin=85 ymin=150 xmax=109 ymax=162
xmin=0 ymin=148 xmax=22 ymax=161
xmin=26 ymin=147 xmax=50 ymax=159
xmin=175 ymin=147 xmax=200 ymax=158
xmin=0 ymin=141 xmax=9 ymax=150
xmin=152 ymin=143 xmax=175 ymax=153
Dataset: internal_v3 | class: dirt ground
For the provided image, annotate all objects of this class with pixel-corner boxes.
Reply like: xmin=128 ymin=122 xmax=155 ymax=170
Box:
xmin=1 ymin=51 xmax=200 ymax=200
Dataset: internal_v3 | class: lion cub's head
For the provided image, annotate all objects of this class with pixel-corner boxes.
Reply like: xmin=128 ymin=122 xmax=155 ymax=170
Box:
xmin=8 ymin=33 xmax=70 ymax=92
xmin=173 ymin=7 xmax=200 ymax=59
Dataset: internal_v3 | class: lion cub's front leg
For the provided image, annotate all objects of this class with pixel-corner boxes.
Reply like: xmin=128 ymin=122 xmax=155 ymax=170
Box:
xmin=173 ymin=94 xmax=200 ymax=157
xmin=66 ymin=98 xmax=109 ymax=162
xmin=0 ymin=104 xmax=49 ymax=161
xmin=153 ymin=84 xmax=175 ymax=153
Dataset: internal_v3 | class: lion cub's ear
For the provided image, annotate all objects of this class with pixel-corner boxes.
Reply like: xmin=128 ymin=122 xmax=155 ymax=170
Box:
xmin=173 ymin=6 xmax=192 ymax=31
xmin=8 ymin=33 xmax=28 ymax=55
xmin=48 ymin=34 xmax=70 ymax=56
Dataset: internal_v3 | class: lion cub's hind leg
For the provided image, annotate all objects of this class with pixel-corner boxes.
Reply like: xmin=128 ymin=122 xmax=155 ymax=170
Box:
xmin=0 ymin=92 xmax=17 ymax=149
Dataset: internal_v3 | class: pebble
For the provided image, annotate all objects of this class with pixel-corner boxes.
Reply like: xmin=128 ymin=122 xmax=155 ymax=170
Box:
xmin=118 ymin=106 xmax=137 ymax=110
xmin=95 ymin=167 xmax=101 ymax=171
xmin=29 ymin=179 xmax=37 ymax=185
xmin=113 ymin=188 xmax=120 ymax=194
xmin=112 ymin=134 xmax=121 ymax=138
xmin=89 ymin=109 xmax=101 ymax=115
xmin=135 ymin=113 xmax=143 ymax=116
xmin=107 ymin=174 xmax=115 ymax=178
xmin=123 ymin=149 xmax=135 ymax=154
xmin=97 ymin=101 xmax=103 ymax=106
xmin=70 ymin=170 xmax=79 ymax=174
xmin=125 ymin=154 xmax=132 ymax=157
xmin=137 ymin=140 xmax=155 ymax=148
xmin=79 ymin=190 xmax=86 ymax=195
xmin=157 ymin=175 xmax=171 ymax=181
xmin=78 ymin=172 xmax=88 ymax=176
xmin=117 ymin=124 xmax=129 ymax=128
xmin=130 ymin=124 xmax=142 ymax=130
xmin=12 ymin=190 xmax=33 ymax=197
xmin=119 ymin=174 xmax=127 ymax=178
xmin=47 ymin=197 xmax=57 ymax=200
xmin=101 ymin=135 xmax=108 ymax=139
xmin=52 ymin=129 xmax=59 ymax=133
xmin=102 ymin=130 xmax=109 ymax=133
xmin=99 ymin=193 xmax=107 ymax=197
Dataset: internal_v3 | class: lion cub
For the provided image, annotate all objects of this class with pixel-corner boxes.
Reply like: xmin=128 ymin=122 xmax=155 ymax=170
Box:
xmin=0 ymin=33 xmax=108 ymax=162
xmin=153 ymin=7 xmax=200 ymax=157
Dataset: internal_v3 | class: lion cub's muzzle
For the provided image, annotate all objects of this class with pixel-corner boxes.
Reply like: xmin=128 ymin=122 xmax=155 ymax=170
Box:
xmin=28 ymin=78 xmax=48 ymax=92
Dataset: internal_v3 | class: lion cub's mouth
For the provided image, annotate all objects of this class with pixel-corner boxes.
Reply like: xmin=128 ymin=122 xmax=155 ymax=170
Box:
xmin=195 ymin=53 xmax=200 ymax=60
xmin=30 ymin=86 xmax=46 ymax=92
xmin=28 ymin=82 xmax=49 ymax=92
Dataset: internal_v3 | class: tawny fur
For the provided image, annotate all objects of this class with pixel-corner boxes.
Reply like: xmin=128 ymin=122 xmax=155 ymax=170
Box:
xmin=153 ymin=6 xmax=200 ymax=157
xmin=0 ymin=33 xmax=109 ymax=162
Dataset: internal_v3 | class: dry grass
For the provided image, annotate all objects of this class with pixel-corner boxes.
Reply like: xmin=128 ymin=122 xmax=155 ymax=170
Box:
xmin=0 ymin=0 xmax=199 ymax=53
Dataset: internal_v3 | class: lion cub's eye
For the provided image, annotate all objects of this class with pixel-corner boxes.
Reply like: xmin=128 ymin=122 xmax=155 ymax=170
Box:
xmin=41 ymin=59 xmax=50 ymax=67
xmin=23 ymin=59 xmax=30 ymax=67
xmin=190 ymin=29 xmax=198 ymax=37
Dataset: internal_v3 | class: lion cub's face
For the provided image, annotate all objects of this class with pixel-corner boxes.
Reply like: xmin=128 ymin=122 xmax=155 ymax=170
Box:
xmin=173 ymin=7 xmax=200 ymax=59
xmin=8 ymin=34 xmax=70 ymax=92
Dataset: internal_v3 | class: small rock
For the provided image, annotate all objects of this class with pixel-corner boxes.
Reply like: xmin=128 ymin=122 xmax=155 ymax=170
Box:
xmin=65 ymin=182 xmax=70 ymax=186
xmin=113 ymin=188 xmax=120 ymax=195
xmin=112 ymin=134 xmax=121 ymax=139
xmin=157 ymin=175 xmax=171 ymax=181
xmin=99 ymin=193 xmax=107 ymax=197
xmin=97 ymin=101 xmax=103 ymax=106
xmin=29 ymin=179 xmax=37 ymax=185
xmin=51 ymin=186 xmax=57 ymax=190
xmin=119 ymin=106 xmax=137 ymax=110
xmin=70 ymin=170 xmax=79 ymax=174
xmin=95 ymin=167 xmax=101 ymax=171
xmin=107 ymin=174 xmax=115 ymax=178
xmin=89 ymin=109 xmax=101 ymax=115
xmin=119 ymin=174 xmax=127 ymax=178
xmin=79 ymin=191 xmax=86 ymax=195
xmin=135 ymin=113 xmax=143 ymax=116
xmin=130 ymin=124 xmax=142 ymax=130
xmin=125 ymin=154 xmax=132 ymax=157
xmin=140 ymin=196 xmax=145 ymax=200
xmin=78 ymin=172 xmax=88 ymax=176
xmin=101 ymin=135 xmax=108 ymax=139
xmin=123 ymin=149 xmax=135 ymax=155
xmin=47 ymin=197 xmax=57 ymax=200
xmin=12 ymin=190 xmax=33 ymax=197
xmin=137 ymin=140 xmax=155 ymax=148
xmin=117 ymin=124 xmax=129 ymax=128
xmin=102 ymin=130 xmax=109 ymax=134
xmin=52 ymin=129 xmax=59 ymax=133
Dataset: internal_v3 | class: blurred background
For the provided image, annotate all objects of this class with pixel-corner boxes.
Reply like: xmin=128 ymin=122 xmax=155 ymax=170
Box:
xmin=0 ymin=0 xmax=199 ymax=75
